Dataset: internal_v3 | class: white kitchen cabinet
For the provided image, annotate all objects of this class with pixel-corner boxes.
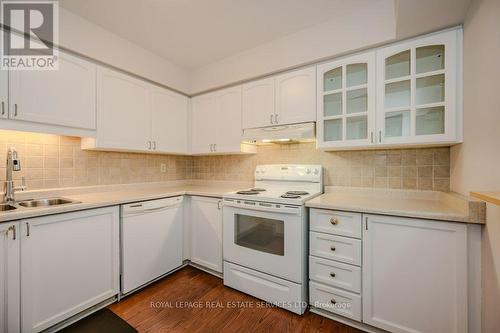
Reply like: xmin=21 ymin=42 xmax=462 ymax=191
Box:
xmin=242 ymin=77 xmax=275 ymax=129
xmin=191 ymin=87 xmax=255 ymax=155
xmin=0 ymin=69 xmax=7 ymax=120
xmin=317 ymin=52 xmax=376 ymax=149
xmin=242 ymin=67 xmax=316 ymax=129
xmin=190 ymin=196 xmax=223 ymax=273
xmin=275 ymin=67 xmax=316 ymax=125
xmin=363 ymin=214 xmax=468 ymax=333
xmin=0 ymin=222 xmax=20 ymax=333
xmin=5 ymin=51 xmax=96 ymax=135
xmin=191 ymin=92 xmax=217 ymax=154
xmin=21 ymin=207 xmax=119 ymax=333
xmin=151 ymin=88 xmax=189 ymax=154
xmin=376 ymin=29 xmax=460 ymax=146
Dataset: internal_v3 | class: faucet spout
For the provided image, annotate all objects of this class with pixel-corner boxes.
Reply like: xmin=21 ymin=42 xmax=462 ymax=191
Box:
xmin=3 ymin=147 xmax=25 ymax=203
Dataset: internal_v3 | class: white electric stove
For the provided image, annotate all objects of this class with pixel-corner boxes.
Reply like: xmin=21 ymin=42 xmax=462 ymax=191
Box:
xmin=222 ymin=164 xmax=323 ymax=315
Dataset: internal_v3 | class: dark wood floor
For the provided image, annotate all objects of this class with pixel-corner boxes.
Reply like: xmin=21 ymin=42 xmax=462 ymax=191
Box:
xmin=109 ymin=266 xmax=364 ymax=333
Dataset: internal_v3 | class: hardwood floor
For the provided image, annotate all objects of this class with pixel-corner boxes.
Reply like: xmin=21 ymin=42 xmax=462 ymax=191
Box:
xmin=109 ymin=266 xmax=364 ymax=333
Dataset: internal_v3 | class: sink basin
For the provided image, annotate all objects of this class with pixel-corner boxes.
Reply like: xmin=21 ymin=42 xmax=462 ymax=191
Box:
xmin=18 ymin=197 xmax=79 ymax=208
xmin=0 ymin=204 xmax=17 ymax=211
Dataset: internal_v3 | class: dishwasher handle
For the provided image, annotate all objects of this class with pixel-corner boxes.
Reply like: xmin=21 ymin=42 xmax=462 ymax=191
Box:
xmin=122 ymin=196 xmax=183 ymax=216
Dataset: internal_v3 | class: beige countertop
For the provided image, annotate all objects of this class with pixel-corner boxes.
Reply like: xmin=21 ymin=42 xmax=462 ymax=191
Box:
xmin=470 ymin=191 xmax=500 ymax=206
xmin=0 ymin=181 xmax=249 ymax=223
xmin=306 ymin=186 xmax=486 ymax=224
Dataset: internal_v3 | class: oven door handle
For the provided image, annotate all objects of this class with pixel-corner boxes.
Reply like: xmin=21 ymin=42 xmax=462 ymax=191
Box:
xmin=223 ymin=200 xmax=301 ymax=215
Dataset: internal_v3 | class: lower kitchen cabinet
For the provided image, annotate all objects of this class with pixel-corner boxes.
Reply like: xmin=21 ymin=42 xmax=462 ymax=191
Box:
xmin=20 ymin=207 xmax=120 ymax=333
xmin=190 ymin=196 xmax=223 ymax=273
xmin=0 ymin=222 xmax=20 ymax=333
xmin=363 ymin=214 xmax=468 ymax=333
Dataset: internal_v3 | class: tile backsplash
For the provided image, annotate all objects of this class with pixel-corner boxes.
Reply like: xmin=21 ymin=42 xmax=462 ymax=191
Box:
xmin=0 ymin=131 xmax=450 ymax=192
xmin=190 ymin=142 xmax=450 ymax=192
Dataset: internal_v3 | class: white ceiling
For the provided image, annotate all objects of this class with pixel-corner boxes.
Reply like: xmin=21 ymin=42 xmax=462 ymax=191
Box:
xmin=59 ymin=0 xmax=379 ymax=69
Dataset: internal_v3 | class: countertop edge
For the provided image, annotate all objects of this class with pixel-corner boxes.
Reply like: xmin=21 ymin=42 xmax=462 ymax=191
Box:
xmin=470 ymin=192 xmax=500 ymax=206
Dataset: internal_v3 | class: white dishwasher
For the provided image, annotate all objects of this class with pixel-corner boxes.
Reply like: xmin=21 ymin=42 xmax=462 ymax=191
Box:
xmin=121 ymin=196 xmax=183 ymax=295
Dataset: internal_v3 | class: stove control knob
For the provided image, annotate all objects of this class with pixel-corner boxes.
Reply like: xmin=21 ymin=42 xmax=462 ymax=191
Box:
xmin=306 ymin=168 xmax=311 ymax=174
xmin=314 ymin=169 xmax=319 ymax=175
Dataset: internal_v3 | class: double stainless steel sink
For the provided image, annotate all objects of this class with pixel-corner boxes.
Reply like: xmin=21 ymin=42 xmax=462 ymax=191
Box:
xmin=0 ymin=197 xmax=80 ymax=212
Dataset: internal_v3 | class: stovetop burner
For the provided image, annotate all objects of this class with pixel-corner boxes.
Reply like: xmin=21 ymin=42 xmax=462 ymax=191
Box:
xmin=280 ymin=194 xmax=301 ymax=199
xmin=251 ymin=188 xmax=266 ymax=192
xmin=236 ymin=190 xmax=260 ymax=195
xmin=286 ymin=191 xmax=310 ymax=196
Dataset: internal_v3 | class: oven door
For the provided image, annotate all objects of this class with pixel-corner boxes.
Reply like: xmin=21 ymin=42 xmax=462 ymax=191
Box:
xmin=222 ymin=199 xmax=305 ymax=283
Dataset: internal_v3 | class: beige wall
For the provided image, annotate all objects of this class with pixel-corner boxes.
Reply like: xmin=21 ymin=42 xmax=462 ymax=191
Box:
xmin=191 ymin=143 xmax=451 ymax=191
xmin=450 ymin=0 xmax=500 ymax=331
xmin=0 ymin=131 xmax=189 ymax=189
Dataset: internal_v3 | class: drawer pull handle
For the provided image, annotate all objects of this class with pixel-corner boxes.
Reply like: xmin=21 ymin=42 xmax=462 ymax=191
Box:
xmin=330 ymin=272 xmax=336 ymax=278
xmin=330 ymin=246 xmax=336 ymax=252
xmin=330 ymin=218 xmax=339 ymax=225
xmin=330 ymin=299 xmax=337 ymax=305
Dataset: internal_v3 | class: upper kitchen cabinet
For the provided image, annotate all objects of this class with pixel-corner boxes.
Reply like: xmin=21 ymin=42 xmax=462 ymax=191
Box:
xmin=151 ymin=87 xmax=189 ymax=154
xmin=3 ymin=51 xmax=97 ymax=136
xmin=82 ymin=67 xmax=190 ymax=154
xmin=317 ymin=52 xmax=376 ymax=149
xmin=191 ymin=86 xmax=255 ymax=155
xmin=242 ymin=67 xmax=316 ymax=129
xmin=377 ymin=29 xmax=461 ymax=146
xmin=0 ymin=69 xmax=7 ymax=120
xmin=242 ymin=77 xmax=275 ymax=129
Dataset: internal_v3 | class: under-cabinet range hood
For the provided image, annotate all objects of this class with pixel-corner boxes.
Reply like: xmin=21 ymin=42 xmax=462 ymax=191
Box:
xmin=242 ymin=122 xmax=315 ymax=144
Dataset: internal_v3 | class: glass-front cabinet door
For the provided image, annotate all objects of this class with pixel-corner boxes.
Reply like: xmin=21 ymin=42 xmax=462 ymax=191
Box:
xmin=317 ymin=52 xmax=376 ymax=149
xmin=376 ymin=29 xmax=459 ymax=145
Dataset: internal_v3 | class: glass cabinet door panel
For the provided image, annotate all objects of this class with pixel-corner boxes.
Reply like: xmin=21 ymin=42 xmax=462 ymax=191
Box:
xmin=416 ymin=45 xmax=445 ymax=74
xmin=346 ymin=116 xmax=368 ymax=140
xmin=324 ymin=67 xmax=342 ymax=91
xmin=324 ymin=119 xmax=343 ymax=141
xmin=416 ymin=106 xmax=445 ymax=135
xmin=416 ymin=74 xmax=445 ymax=105
xmin=346 ymin=88 xmax=367 ymax=114
xmin=385 ymin=80 xmax=410 ymax=108
xmin=385 ymin=110 xmax=411 ymax=137
xmin=324 ymin=92 xmax=342 ymax=117
xmin=385 ymin=50 xmax=410 ymax=80
xmin=346 ymin=63 xmax=367 ymax=87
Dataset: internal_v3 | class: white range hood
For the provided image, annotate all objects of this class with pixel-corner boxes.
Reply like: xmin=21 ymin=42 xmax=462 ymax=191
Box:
xmin=242 ymin=122 xmax=315 ymax=144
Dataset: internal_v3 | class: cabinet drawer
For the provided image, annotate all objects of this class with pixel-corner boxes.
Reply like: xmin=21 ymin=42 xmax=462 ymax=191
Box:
xmin=309 ymin=256 xmax=361 ymax=293
xmin=310 ymin=232 xmax=361 ymax=266
xmin=310 ymin=209 xmax=362 ymax=238
xmin=310 ymin=281 xmax=361 ymax=321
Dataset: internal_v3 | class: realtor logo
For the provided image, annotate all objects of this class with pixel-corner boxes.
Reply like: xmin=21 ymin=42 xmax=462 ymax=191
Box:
xmin=1 ymin=0 xmax=59 ymax=70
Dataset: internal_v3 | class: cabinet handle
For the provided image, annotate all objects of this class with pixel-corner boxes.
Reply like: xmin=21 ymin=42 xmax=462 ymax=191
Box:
xmin=26 ymin=223 xmax=30 ymax=237
xmin=274 ymin=114 xmax=278 ymax=124
xmin=153 ymin=141 xmax=156 ymax=150
xmin=330 ymin=272 xmax=336 ymax=278
xmin=330 ymin=217 xmax=339 ymax=225
xmin=270 ymin=114 xmax=273 ymax=124
xmin=379 ymin=130 xmax=382 ymax=143
xmin=217 ymin=200 xmax=222 ymax=210
xmin=8 ymin=225 xmax=16 ymax=240
xmin=1 ymin=101 xmax=4 ymax=115
xmin=14 ymin=103 xmax=18 ymax=117
xmin=213 ymin=144 xmax=216 ymax=152
xmin=209 ymin=144 xmax=213 ymax=152
xmin=371 ymin=132 xmax=374 ymax=143
xmin=330 ymin=299 xmax=337 ymax=305
xmin=147 ymin=141 xmax=151 ymax=150
xmin=330 ymin=246 xmax=336 ymax=252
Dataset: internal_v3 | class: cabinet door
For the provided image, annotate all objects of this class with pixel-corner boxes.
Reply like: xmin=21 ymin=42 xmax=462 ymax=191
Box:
xmin=242 ymin=77 xmax=275 ymax=129
xmin=376 ymin=29 xmax=458 ymax=145
xmin=275 ymin=67 xmax=316 ymax=125
xmin=0 ymin=222 xmax=20 ymax=333
xmin=0 ymin=69 xmax=7 ymax=119
xmin=97 ymin=67 xmax=151 ymax=151
xmin=317 ymin=52 xmax=376 ymax=149
xmin=9 ymin=51 xmax=96 ymax=129
xmin=151 ymin=88 xmax=188 ymax=154
xmin=21 ymin=207 xmax=119 ymax=333
xmin=363 ymin=214 xmax=467 ymax=333
xmin=191 ymin=93 xmax=217 ymax=154
xmin=215 ymin=86 xmax=243 ymax=153
xmin=190 ymin=196 xmax=222 ymax=273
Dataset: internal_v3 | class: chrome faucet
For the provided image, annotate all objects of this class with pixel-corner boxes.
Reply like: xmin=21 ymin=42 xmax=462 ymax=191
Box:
xmin=3 ymin=147 xmax=27 ymax=203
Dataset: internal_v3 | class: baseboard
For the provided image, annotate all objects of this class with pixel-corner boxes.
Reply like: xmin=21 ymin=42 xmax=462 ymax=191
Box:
xmin=188 ymin=262 xmax=223 ymax=279
xmin=309 ymin=307 xmax=388 ymax=333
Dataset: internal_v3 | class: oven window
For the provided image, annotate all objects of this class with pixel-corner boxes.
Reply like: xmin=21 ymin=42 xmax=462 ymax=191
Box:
xmin=235 ymin=214 xmax=284 ymax=256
